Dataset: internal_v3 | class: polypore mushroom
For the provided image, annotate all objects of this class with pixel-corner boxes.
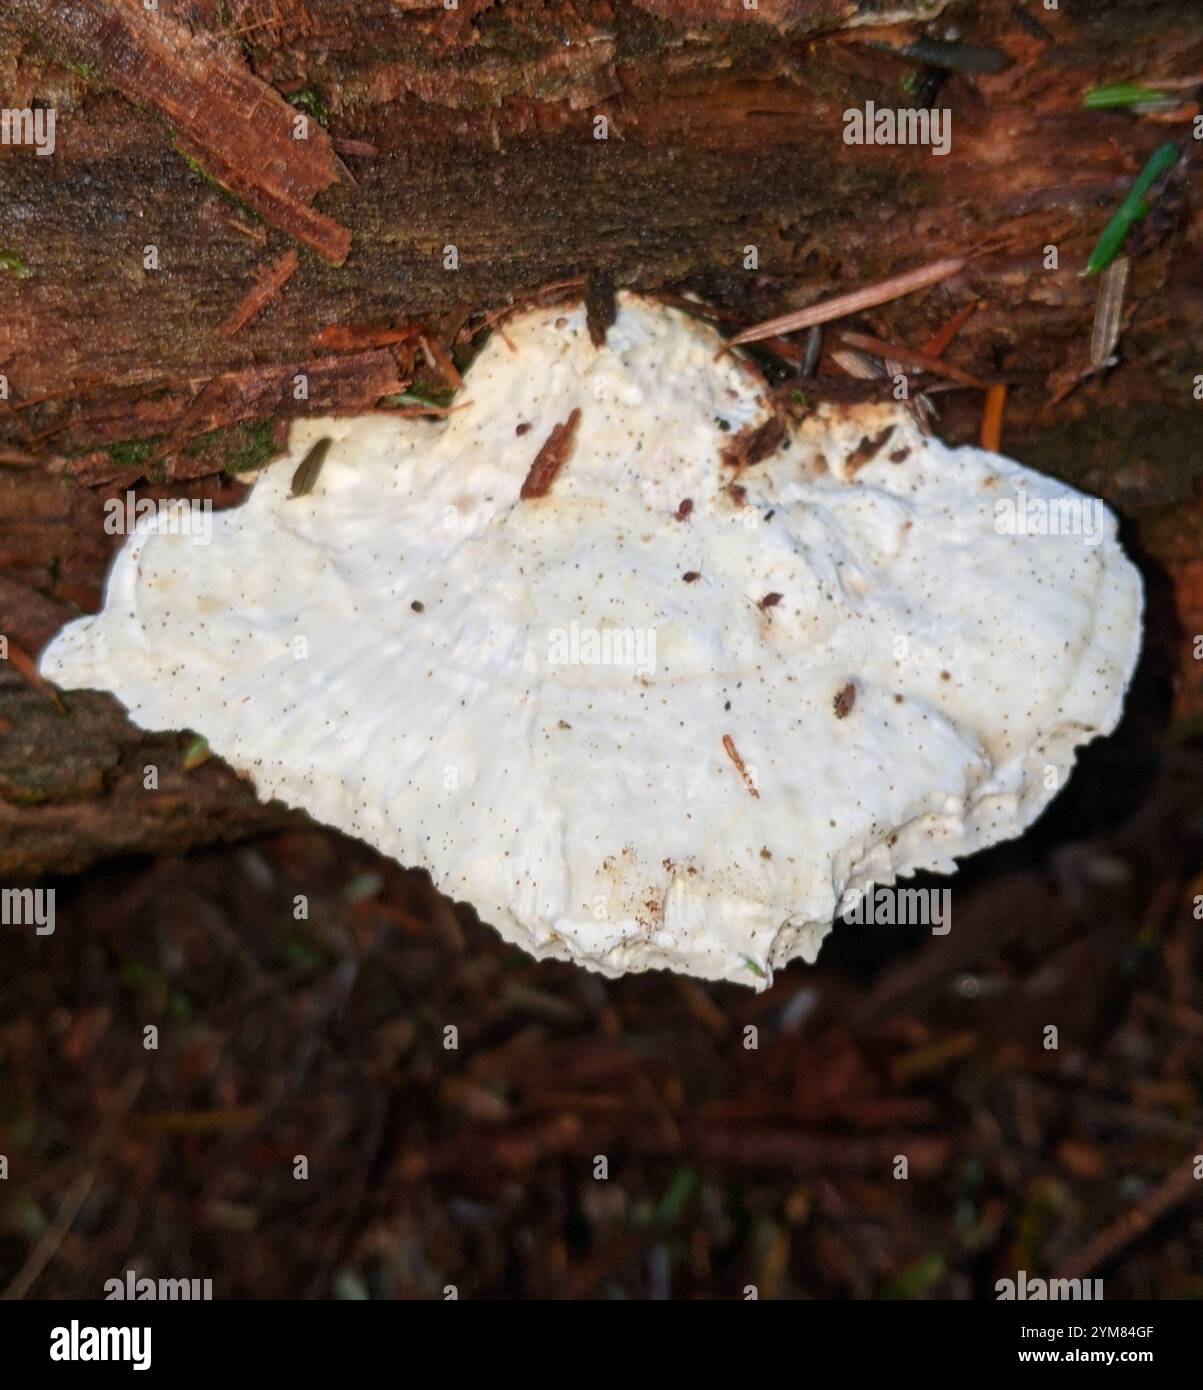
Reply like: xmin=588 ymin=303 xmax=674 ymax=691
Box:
xmin=41 ymin=294 xmax=1142 ymax=986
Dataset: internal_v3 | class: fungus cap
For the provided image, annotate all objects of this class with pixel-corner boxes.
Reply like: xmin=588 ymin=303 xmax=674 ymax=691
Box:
xmin=42 ymin=294 xmax=1143 ymax=986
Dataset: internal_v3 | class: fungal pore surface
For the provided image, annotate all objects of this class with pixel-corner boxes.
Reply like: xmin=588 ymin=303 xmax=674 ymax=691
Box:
xmin=41 ymin=294 xmax=1143 ymax=986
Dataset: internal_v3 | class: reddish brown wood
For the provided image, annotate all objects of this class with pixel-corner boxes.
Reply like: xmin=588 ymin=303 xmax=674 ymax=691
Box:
xmin=1 ymin=0 xmax=1200 ymax=874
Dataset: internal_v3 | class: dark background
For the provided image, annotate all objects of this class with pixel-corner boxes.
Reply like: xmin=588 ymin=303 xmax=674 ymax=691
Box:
xmin=2 ymin=627 xmax=1201 ymax=1298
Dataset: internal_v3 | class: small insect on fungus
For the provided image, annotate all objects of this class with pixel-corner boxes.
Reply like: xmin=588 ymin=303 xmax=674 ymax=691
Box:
xmin=834 ymin=681 xmax=857 ymax=719
xmin=682 ymin=570 xmax=702 ymax=583
xmin=759 ymin=592 xmax=783 ymax=611
xmin=675 ymin=498 xmax=694 ymax=521
xmin=290 ymin=437 xmax=332 ymax=498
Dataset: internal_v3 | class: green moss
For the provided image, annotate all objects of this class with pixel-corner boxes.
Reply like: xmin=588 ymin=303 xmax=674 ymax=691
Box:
xmin=882 ymin=1251 xmax=946 ymax=1300
xmin=0 ymin=249 xmax=30 ymax=278
xmin=383 ymin=385 xmax=455 ymax=409
xmin=169 ymin=138 xmax=263 ymax=227
xmin=175 ymin=147 xmax=223 ymax=190
xmin=166 ymin=991 xmax=195 ymax=1023
xmin=279 ymin=932 xmax=330 ymax=970
xmin=119 ymin=959 xmax=161 ymax=990
xmin=230 ymin=420 xmax=280 ymax=473
xmin=654 ymin=1168 xmax=699 ymax=1227
xmin=182 ymin=734 xmax=211 ymax=770
xmin=288 ymin=87 xmax=329 ymax=127
xmin=85 ymin=424 xmax=280 ymax=482
xmin=106 ymin=438 xmax=159 ymax=470
xmin=181 ymin=419 xmax=281 ymax=476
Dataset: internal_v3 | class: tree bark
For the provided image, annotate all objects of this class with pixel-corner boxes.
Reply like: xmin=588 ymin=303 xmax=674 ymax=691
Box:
xmin=2 ymin=0 xmax=1201 ymax=875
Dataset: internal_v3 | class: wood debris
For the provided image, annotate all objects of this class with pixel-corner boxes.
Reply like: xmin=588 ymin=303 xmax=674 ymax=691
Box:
xmin=585 ymin=271 xmax=618 ymax=348
xmin=839 ymin=331 xmax=986 ymax=389
xmin=419 ymin=334 xmax=464 ymax=391
xmin=519 ymin=408 xmax=582 ymax=499
xmin=5 ymin=638 xmax=65 ymax=712
xmin=5 ymin=0 xmax=352 ymax=263
xmin=219 ymin=250 xmax=299 ymax=338
xmin=833 ymin=681 xmax=857 ymax=719
xmin=720 ymin=415 xmax=787 ymax=470
xmin=845 ymin=426 xmax=896 ymax=475
xmin=1090 ymin=256 xmax=1130 ymax=369
xmin=729 ymin=258 xmax=966 ymax=346
xmin=921 ymin=300 xmax=979 ymax=359
xmin=722 ymin=733 xmax=759 ymax=799
xmin=980 ymin=384 xmax=1007 ymax=452
xmin=312 ymin=324 xmax=419 ymax=351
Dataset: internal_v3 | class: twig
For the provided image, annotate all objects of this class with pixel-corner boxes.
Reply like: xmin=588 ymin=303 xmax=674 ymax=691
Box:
xmin=921 ymin=299 xmax=979 ymax=359
xmin=728 ymin=257 xmax=966 ymax=346
xmin=980 ymin=384 xmax=1007 ymax=452
xmin=219 ymin=249 xmax=299 ymax=337
xmin=722 ymin=734 xmax=759 ymax=799
xmin=1056 ymin=1146 xmax=1203 ymax=1280
xmin=839 ymin=331 xmax=986 ymax=388
xmin=6 ymin=639 xmax=65 ymax=712
xmin=2 ymin=1069 xmax=145 ymax=1300
xmin=419 ymin=334 xmax=463 ymax=391
xmin=1 ymin=1166 xmax=98 ymax=1301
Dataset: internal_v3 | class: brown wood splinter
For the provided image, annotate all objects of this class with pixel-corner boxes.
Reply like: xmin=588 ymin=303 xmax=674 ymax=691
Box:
xmin=519 ymin=408 xmax=582 ymax=499
xmin=722 ymin=734 xmax=759 ymax=799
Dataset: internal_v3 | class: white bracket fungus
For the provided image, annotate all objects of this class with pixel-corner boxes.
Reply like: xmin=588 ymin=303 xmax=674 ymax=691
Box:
xmin=41 ymin=295 xmax=1142 ymax=986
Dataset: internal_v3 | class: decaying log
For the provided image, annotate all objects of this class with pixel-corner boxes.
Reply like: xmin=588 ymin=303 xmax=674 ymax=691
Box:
xmin=1 ymin=0 xmax=1201 ymax=875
